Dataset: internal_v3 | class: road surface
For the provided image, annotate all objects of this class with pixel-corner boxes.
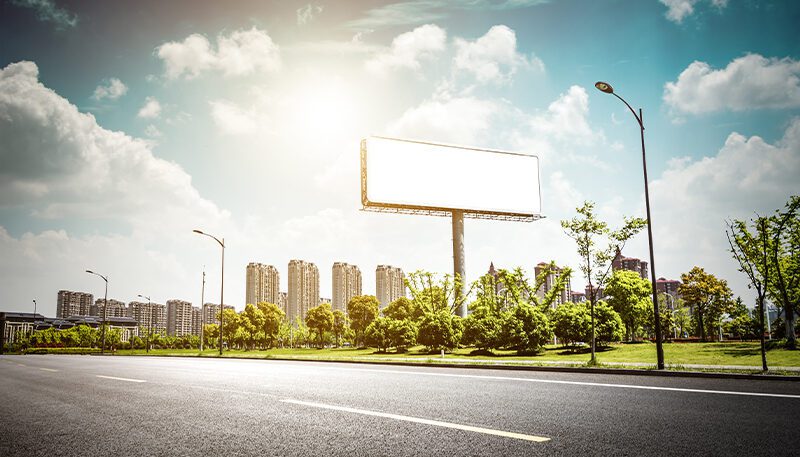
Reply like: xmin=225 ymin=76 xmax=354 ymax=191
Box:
xmin=1 ymin=355 xmax=799 ymax=456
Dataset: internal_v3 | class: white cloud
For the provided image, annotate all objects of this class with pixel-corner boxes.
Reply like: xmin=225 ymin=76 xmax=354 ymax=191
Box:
xmin=649 ymin=118 xmax=800 ymax=299
xmin=156 ymin=28 xmax=281 ymax=80
xmin=209 ymin=100 xmax=260 ymax=135
xmin=365 ymin=24 xmax=447 ymax=75
xmin=143 ymin=124 xmax=162 ymax=138
xmin=10 ymin=0 xmax=77 ymax=29
xmin=137 ymin=96 xmax=161 ymax=119
xmin=659 ymin=0 xmax=728 ymax=23
xmin=297 ymin=4 xmax=323 ymax=25
xmin=664 ymin=54 xmax=800 ymax=114
xmin=0 ymin=61 xmax=225 ymax=227
xmin=92 ymin=77 xmax=128 ymax=101
xmin=453 ymin=25 xmax=543 ymax=85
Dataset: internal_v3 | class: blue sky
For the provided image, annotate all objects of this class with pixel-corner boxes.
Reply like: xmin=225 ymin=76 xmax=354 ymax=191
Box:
xmin=1 ymin=0 xmax=799 ymax=315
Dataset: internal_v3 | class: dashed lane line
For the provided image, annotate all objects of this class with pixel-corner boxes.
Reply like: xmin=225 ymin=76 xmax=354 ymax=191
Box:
xmin=39 ymin=368 xmax=59 ymax=372
xmin=281 ymin=398 xmax=550 ymax=443
xmin=96 ymin=375 xmax=147 ymax=383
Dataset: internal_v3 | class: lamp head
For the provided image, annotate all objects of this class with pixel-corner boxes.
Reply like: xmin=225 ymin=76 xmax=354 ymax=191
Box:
xmin=193 ymin=229 xmax=203 ymax=235
xmin=595 ymin=81 xmax=614 ymax=94
xmin=86 ymin=269 xmax=93 ymax=274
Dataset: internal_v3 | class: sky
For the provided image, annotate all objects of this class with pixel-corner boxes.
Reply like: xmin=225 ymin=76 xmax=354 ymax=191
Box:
xmin=1 ymin=0 xmax=799 ymax=316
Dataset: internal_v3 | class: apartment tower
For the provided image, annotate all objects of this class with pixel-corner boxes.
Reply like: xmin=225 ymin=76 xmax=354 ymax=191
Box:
xmin=56 ymin=290 xmax=94 ymax=318
xmin=245 ymin=263 xmax=280 ymax=305
xmin=166 ymin=299 xmax=193 ymax=337
xmin=332 ymin=262 xmax=362 ymax=313
xmin=287 ymin=260 xmax=319 ymax=324
xmin=376 ymin=265 xmax=406 ymax=309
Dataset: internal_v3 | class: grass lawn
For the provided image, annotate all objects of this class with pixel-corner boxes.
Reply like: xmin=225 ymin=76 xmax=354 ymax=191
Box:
xmin=112 ymin=341 xmax=800 ymax=369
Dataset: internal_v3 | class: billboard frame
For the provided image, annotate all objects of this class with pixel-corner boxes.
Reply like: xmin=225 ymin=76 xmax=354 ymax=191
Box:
xmin=360 ymin=136 xmax=543 ymax=222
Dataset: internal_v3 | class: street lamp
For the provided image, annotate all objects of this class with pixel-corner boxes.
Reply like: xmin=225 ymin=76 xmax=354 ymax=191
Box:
xmin=137 ymin=294 xmax=151 ymax=353
xmin=86 ymin=269 xmax=109 ymax=355
xmin=199 ymin=268 xmax=205 ymax=352
xmin=31 ymin=299 xmax=37 ymax=337
xmin=193 ymin=229 xmax=225 ymax=356
xmin=594 ymin=81 xmax=665 ymax=370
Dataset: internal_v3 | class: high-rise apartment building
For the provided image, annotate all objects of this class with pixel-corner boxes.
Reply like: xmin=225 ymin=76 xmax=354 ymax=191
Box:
xmin=191 ymin=306 xmax=203 ymax=337
xmin=333 ymin=262 xmax=362 ymax=313
xmin=612 ymin=249 xmax=649 ymax=279
xmin=127 ymin=301 xmax=167 ymax=335
xmin=534 ymin=262 xmax=572 ymax=307
xmin=203 ymin=303 xmax=234 ymax=326
xmin=56 ymin=290 xmax=94 ymax=318
xmin=246 ymin=263 xmax=280 ymax=305
xmin=278 ymin=292 xmax=287 ymax=314
xmin=376 ymin=265 xmax=405 ymax=309
xmin=166 ymin=299 xmax=193 ymax=337
xmin=288 ymin=260 xmax=319 ymax=324
xmin=91 ymin=299 xmax=127 ymax=318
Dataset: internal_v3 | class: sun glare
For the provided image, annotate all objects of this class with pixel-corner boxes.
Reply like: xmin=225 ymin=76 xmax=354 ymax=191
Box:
xmin=286 ymin=78 xmax=362 ymax=141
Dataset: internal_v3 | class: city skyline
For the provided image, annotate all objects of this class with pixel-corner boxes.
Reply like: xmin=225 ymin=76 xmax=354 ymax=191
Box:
xmin=2 ymin=1 xmax=799 ymax=317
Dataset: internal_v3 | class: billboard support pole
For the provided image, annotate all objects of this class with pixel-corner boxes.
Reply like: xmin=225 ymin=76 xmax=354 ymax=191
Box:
xmin=452 ymin=210 xmax=466 ymax=318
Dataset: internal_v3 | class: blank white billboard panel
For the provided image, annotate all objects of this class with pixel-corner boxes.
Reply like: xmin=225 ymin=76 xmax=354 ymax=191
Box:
xmin=361 ymin=137 xmax=541 ymax=218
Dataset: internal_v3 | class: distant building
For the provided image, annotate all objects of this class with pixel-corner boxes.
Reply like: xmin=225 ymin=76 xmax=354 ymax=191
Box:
xmin=333 ymin=262 xmax=362 ymax=313
xmin=127 ymin=301 xmax=166 ymax=335
xmin=570 ymin=291 xmax=586 ymax=303
xmin=91 ymin=299 xmax=127 ymax=318
xmin=534 ymin=262 xmax=572 ymax=307
xmin=246 ymin=263 xmax=280 ymax=305
xmin=166 ymin=299 xmax=193 ymax=337
xmin=277 ymin=292 xmax=288 ymax=314
xmin=203 ymin=303 xmax=234 ymax=326
xmin=56 ymin=290 xmax=94 ymax=318
xmin=585 ymin=284 xmax=604 ymax=301
xmin=656 ymin=277 xmax=681 ymax=301
xmin=288 ymin=260 xmax=319 ymax=324
xmin=376 ymin=265 xmax=406 ymax=309
xmin=191 ymin=306 xmax=203 ymax=337
xmin=612 ymin=249 xmax=649 ymax=279
xmin=1 ymin=312 xmax=45 ymax=346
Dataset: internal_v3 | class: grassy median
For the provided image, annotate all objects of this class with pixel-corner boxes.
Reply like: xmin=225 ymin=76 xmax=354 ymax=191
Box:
xmin=109 ymin=341 xmax=800 ymax=370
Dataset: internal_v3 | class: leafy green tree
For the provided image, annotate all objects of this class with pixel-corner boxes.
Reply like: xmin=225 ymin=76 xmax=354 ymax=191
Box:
xmin=220 ymin=308 xmax=239 ymax=349
xmin=365 ymin=317 xmax=393 ymax=352
xmin=75 ymin=324 xmax=97 ymax=348
xmin=417 ymin=311 xmax=463 ymax=352
xmin=462 ymin=305 xmax=502 ymax=351
xmin=106 ymin=328 xmax=122 ymax=351
xmin=257 ymin=302 xmax=285 ymax=348
xmin=551 ymin=302 xmax=591 ymax=348
xmin=347 ymin=295 xmax=380 ymax=347
xmin=593 ymin=301 xmax=625 ymax=347
xmin=605 ymin=270 xmax=653 ymax=340
xmin=292 ymin=317 xmax=311 ymax=348
xmin=240 ymin=304 xmax=264 ymax=350
xmin=679 ymin=267 xmax=735 ymax=342
xmin=500 ymin=302 xmax=553 ymax=354
xmin=306 ymin=303 xmax=334 ymax=348
xmin=406 ymin=271 xmax=472 ymax=315
xmin=561 ymin=201 xmax=646 ymax=363
xmin=203 ymin=323 xmax=219 ymax=349
xmin=383 ymin=297 xmax=417 ymax=321
xmin=332 ymin=310 xmax=348 ymax=347
xmin=388 ymin=319 xmax=416 ymax=351
xmin=672 ymin=306 xmax=691 ymax=338
xmin=767 ymin=196 xmax=800 ymax=348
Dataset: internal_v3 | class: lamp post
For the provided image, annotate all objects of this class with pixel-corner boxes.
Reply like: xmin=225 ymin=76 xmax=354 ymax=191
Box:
xmin=594 ymin=81 xmax=665 ymax=370
xmin=200 ymin=269 xmax=205 ymax=352
xmin=193 ymin=229 xmax=224 ymax=356
xmin=137 ymin=294 xmax=151 ymax=353
xmin=32 ymin=299 xmax=37 ymax=336
xmin=86 ymin=270 xmax=109 ymax=355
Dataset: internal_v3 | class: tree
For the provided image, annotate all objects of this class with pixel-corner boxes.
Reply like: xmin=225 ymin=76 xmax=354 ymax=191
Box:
xmin=417 ymin=311 xmax=462 ymax=352
xmin=240 ymin=304 xmax=264 ymax=350
xmin=347 ymin=295 xmax=379 ymax=347
xmin=383 ymin=297 xmax=417 ymax=321
xmin=332 ymin=310 xmax=348 ymax=347
xmin=257 ymin=302 xmax=285 ymax=348
xmin=462 ymin=305 xmax=502 ymax=351
xmin=365 ymin=317 xmax=393 ymax=352
xmin=593 ymin=301 xmax=625 ymax=347
xmin=561 ymin=201 xmax=646 ymax=363
xmin=604 ymin=270 xmax=653 ymax=341
xmin=768 ymin=196 xmax=800 ymax=348
xmin=203 ymin=324 xmax=219 ymax=349
xmin=306 ymin=303 xmax=334 ymax=348
xmin=500 ymin=302 xmax=553 ymax=354
xmin=679 ymin=267 xmax=735 ymax=342
xmin=727 ymin=216 xmax=771 ymax=370
xmin=220 ymin=309 xmax=239 ymax=350
xmin=388 ymin=319 xmax=416 ymax=351
xmin=406 ymin=271 xmax=472 ymax=315
xmin=551 ymin=302 xmax=591 ymax=348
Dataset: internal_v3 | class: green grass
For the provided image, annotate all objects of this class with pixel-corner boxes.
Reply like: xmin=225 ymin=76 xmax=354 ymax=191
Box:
xmin=110 ymin=341 xmax=800 ymax=369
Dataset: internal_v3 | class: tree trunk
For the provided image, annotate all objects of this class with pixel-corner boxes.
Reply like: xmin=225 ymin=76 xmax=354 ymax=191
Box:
xmin=759 ymin=294 xmax=768 ymax=372
xmin=698 ymin=311 xmax=706 ymax=342
xmin=785 ymin=304 xmax=796 ymax=349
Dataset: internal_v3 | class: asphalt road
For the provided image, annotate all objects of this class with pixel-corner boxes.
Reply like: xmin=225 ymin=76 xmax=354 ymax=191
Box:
xmin=2 ymin=355 xmax=799 ymax=456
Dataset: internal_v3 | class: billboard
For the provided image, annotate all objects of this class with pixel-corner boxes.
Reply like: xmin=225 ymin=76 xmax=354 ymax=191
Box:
xmin=360 ymin=136 xmax=541 ymax=221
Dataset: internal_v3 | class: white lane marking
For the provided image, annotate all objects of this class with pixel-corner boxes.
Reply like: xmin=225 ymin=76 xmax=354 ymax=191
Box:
xmin=320 ymin=367 xmax=800 ymax=399
xmin=39 ymin=368 xmax=59 ymax=372
xmin=96 ymin=375 xmax=147 ymax=383
xmin=281 ymin=399 xmax=550 ymax=443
